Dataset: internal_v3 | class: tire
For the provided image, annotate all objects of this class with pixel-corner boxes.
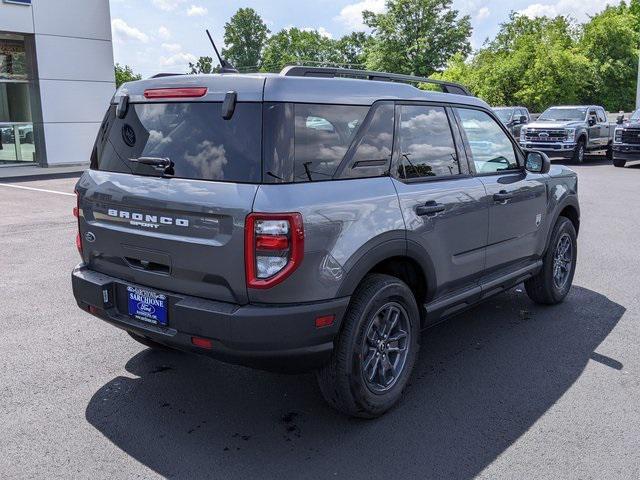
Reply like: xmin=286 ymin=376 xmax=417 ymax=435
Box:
xmin=127 ymin=331 xmax=173 ymax=351
xmin=316 ymin=274 xmax=420 ymax=418
xmin=572 ymin=138 xmax=586 ymax=164
xmin=606 ymin=144 xmax=614 ymax=162
xmin=613 ymin=157 xmax=626 ymax=168
xmin=525 ymin=216 xmax=577 ymax=305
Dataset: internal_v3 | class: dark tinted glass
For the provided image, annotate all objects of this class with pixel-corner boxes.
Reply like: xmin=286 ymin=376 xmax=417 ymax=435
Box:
xmin=91 ymin=103 xmax=262 ymax=183
xmin=262 ymin=103 xmax=370 ymax=183
xmin=340 ymin=103 xmax=394 ymax=179
xmin=397 ymin=105 xmax=460 ymax=179
xmin=293 ymin=104 xmax=368 ymax=182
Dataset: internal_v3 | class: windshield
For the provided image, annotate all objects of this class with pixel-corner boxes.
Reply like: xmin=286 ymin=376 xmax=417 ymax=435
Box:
xmin=630 ymin=110 xmax=640 ymax=122
xmin=493 ymin=108 xmax=514 ymax=123
xmin=91 ymin=102 xmax=262 ymax=182
xmin=538 ymin=107 xmax=587 ymax=122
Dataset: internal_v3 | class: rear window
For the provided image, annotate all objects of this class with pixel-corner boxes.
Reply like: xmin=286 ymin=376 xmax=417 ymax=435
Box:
xmin=263 ymin=103 xmax=370 ymax=183
xmin=91 ymin=102 xmax=262 ymax=183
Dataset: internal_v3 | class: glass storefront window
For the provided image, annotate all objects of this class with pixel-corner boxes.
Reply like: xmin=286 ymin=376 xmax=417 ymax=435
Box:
xmin=0 ymin=38 xmax=27 ymax=81
xmin=0 ymin=34 xmax=36 ymax=164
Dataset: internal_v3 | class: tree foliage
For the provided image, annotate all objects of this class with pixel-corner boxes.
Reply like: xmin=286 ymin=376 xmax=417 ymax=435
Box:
xmin=183 ymin=5 xmax=640 ymax=112
xmin=114 ymin=64 xmax=141 ymax=88
xmin=188 ymin=56 xmax=216 ymax=74
xmin=261 ymin=28 xmax=338 ymax=72
xmin=222 ymin=8 xmax=270 ymax=71
xmin=363 ymin=0 xmax=471 ymax=77
xmin=434 ymin=8 xmax=640 ymax=112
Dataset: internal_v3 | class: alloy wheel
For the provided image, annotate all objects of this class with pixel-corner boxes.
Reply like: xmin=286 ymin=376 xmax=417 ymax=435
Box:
xmin=361 ymin=302 xmax=411 ymax=393
xmin=553 ymin=233 xmax=573 ymax=290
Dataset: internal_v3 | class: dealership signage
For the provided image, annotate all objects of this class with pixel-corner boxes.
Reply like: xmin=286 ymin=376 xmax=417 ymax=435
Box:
xmin=3 ymin=0 xmax=32 ymax=5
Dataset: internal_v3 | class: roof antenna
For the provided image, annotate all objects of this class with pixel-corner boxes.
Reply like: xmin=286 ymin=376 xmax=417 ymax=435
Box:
xmin=206 ymin=29 xmax=238 ymax=74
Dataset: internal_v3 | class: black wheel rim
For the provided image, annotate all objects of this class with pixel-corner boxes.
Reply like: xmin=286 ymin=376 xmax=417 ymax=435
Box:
xmin=361 ymin=302 xmax=411 ymax=394
xmin=553 ymin=233 xmax=573 ymax=290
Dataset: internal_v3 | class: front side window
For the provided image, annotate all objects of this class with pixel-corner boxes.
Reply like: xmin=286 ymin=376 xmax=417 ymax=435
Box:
xmin=455 ymin=108 xmax=519 ymax=174
xmin=597 ymin=109 xmax=607 ymax=123
xmin=493 ymin=108 xmax=513 ymax=124
xmin=396 ymin=105 xmax=460 ymax=179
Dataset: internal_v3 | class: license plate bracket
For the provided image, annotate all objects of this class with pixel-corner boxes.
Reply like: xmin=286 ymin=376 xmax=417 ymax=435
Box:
xmin=127 ymin=286 xmax=168 ymax=326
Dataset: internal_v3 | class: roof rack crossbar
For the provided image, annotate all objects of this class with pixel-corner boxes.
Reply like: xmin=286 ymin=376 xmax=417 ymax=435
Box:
xmin=280 ymin=66 xmax=471 ymax=96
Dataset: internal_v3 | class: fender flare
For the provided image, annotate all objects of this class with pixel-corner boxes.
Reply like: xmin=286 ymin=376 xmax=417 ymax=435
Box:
xmin=544 ymin=195 xmax=580 ymax=252
xmin=336 ymin=236 xmax=437 ymax=301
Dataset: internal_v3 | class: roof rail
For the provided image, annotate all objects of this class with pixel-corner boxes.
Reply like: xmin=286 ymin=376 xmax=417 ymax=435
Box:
xmin=280 ymin=66 xmax=472 ymax=96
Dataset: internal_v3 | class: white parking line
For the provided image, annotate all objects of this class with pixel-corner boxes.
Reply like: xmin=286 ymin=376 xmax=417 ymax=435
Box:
xmin=0 ymin=183 xmax=75 ymax=197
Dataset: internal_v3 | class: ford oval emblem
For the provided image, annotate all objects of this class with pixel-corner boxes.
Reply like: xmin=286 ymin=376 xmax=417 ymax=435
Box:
xmin=85 ymin=232 xmax=96 ymax=243
xmin=137 ymin=303 xmax=156 ymax=315
xmin=122 ymin=124 xmax=136 ymax=147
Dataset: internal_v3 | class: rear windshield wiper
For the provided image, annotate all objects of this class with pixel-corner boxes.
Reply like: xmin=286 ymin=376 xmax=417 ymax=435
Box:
xmin=129 ymin=157 xmax=172 ymax=169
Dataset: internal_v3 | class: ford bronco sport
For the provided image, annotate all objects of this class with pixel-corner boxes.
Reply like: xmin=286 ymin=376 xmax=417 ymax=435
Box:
xmin=72 ymin=66 xmax=580 ymax=418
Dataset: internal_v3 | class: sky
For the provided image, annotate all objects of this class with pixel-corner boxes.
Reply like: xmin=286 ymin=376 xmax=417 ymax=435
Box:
xmin=109 ymin=0 xmax=622 ymax=78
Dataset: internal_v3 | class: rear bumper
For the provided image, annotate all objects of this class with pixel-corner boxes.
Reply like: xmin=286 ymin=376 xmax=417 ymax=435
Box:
xmin=72 ymin=265 xmax=349 ymax=372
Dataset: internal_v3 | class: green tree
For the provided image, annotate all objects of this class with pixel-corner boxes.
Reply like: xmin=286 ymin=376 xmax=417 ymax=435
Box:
xmin=333 ymin=32 xmax=371 ymax=68
xmin=578 ymin=5 xmax=639 ymax=111
xmin=188 ymin=56 xmax=216 ymax=74
xmin=363 ymin=0 xmax=471 ymax=77
xmin=261 ymin=28 xmax=337 ymax=72
xmin=114 ymin=64 xmax=141 ymax=88
xmin=222 ymin=8 xmax=270 ymax=71
xmin=432 ymin=13 xmax=592 ymax=112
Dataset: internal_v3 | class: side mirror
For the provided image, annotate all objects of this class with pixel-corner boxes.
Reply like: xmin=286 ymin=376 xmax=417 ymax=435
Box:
xmin=617 ymin=114 xmax=625 ymax=125
xmin=525 ymin=151 xmax=551 ymax=174
xmin=519 ymin=115 xmax=528 ymax=124
xmin=588 ymin=117 xmax=597 ymax=127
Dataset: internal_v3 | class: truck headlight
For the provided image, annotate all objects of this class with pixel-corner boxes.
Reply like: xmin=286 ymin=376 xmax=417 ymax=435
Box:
xmin=615 ymin=128 xmax=623 ymax=144
xmin=564 ymin=128 xmax=576 ymax=142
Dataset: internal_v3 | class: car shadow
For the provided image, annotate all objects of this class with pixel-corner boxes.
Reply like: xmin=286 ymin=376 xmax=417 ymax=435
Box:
xmin=86 ymin=286 xmax=625 ymax=479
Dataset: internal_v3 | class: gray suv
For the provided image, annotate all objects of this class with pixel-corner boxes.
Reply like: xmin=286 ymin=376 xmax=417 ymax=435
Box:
xmin=72 ymin=66 xmax=580 ymax=418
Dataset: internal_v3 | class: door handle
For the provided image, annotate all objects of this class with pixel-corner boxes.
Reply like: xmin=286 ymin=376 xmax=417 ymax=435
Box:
xmin=416 ymin=202 xmax=446 ymax=216
xmin=493 ymin=191 xmax=515 ymax=203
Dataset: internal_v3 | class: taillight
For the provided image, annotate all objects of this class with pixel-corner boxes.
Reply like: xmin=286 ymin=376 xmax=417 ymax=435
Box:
xmin=74 ymin=190 xmax=82 ymax=257
xmin=144 ymin=87 xmax=208 ymax=99
xmin=245 ymin=213 xmax=304 ymax=289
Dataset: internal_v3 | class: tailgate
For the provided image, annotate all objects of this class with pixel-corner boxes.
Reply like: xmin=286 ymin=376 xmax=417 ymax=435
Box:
xmin=76 ymin=170 xmax=256 ymax=304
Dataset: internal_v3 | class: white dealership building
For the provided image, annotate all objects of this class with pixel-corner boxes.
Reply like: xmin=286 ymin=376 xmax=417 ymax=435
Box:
xmin=0 ymin=0 xmax=115 ymax=167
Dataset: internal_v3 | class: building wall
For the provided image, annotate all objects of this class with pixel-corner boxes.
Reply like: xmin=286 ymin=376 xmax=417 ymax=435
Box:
xmin=0 ymin=0 xmax=115 ymax=166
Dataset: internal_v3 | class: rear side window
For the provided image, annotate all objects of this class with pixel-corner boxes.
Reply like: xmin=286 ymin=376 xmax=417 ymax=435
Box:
xmin=293 ymin=104 xmax=368 ymax=182
xmin=396 ymin=105 xmax=460 ymax=179
xmin=91 ymin=102 xmax=262 ymax=183
xmin=263 ymin=103 xmax=369 ymax=183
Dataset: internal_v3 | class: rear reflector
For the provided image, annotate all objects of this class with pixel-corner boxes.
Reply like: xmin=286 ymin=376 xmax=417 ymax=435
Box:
xmin=191 ymin=336 xmax=213 ymax=349
xmin=144 ymin=87 xmax=208 ymax=99
xmin=315 ymin=315 xmax=336 ymax=329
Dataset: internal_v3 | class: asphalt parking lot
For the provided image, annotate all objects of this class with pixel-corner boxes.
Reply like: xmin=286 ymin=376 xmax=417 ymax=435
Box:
xmin=1 ymin=160 xmax=639 ymax=480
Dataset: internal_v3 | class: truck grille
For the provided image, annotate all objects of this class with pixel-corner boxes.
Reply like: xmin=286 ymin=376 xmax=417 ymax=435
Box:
xmin=620 ymin=129 xmax=640 ymax=145
xmin=524 ymin=129 xmax=567 ymax=142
